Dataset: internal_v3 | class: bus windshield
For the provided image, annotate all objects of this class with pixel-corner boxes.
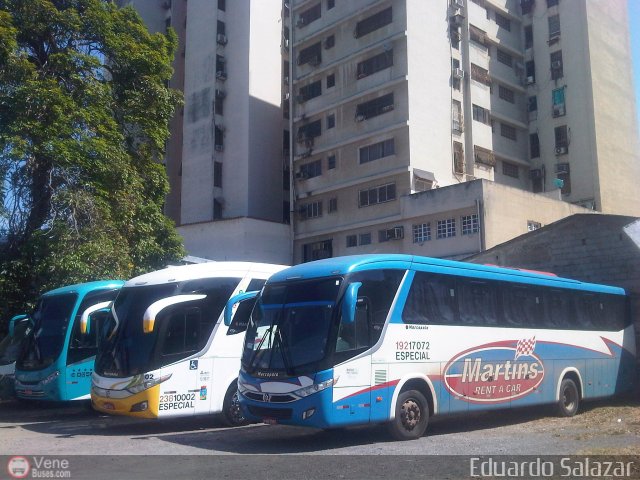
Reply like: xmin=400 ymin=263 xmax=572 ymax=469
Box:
xmin=17 ymin=293 xmax=78 ymax=370
xmin=242 ymin=278 xmax=343 ymax=376
xmin=95 ymin=277 xmax=241 ymax=377
xmin=0 ymin=321 xmax=31 ymax=366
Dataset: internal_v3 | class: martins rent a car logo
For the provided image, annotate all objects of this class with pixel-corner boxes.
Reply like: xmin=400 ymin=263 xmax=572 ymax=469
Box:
xmin=443 ymin=337 xmax=544 ymax=404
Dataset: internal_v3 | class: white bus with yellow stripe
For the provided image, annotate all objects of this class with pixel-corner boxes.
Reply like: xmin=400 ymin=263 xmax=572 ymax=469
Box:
xmin=90 ymin=262 xmax=286 ymax=423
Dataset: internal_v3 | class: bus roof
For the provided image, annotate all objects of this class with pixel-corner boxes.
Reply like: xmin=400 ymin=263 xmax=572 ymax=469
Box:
xmin=123 ymin=261 xmax=289 ymax=288
xmin=43 ymin=280 xmax=125 ymax=297
xmin=268 ymin=255 xmax=625 ymax=295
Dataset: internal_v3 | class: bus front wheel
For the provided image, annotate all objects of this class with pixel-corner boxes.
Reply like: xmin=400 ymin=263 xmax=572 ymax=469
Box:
xmin=557 ymin=378 xmax=580 ymax=417
xmin=387 ymin=390 xmax=429 ymax=440
xmin=222 ymin=384 xmax=248 ymax=427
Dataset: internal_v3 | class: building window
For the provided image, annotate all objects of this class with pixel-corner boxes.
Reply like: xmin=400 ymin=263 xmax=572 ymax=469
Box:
xmin=494 ymin=12 xmax=511 ymax=31
xmin=354 ymin=7 xmax=392 ymax=38
xmin=469 ymin=25 xmax=488 ymax=49
xmin=283 ymin=167 xmax=290 ymax=191
xmin=359 ymin=182 xmax=396 ymax=207
xmin=327 ymin=0 xmax=335 ymax=9
xmin=453 ymin=141 xmax=464 ymax=174
xmin=324 ymin=34 xmax=335 ymax=49
xmin=521 ymin=0 xmax=534 ymax=15
xmin=550 ymin=50 xmax=563 ymax=80
xmin=501 ymin=123 xmax=517 ymax=141
xmin=497 ymin=48 xmax=513 ymax=67
xmin=452 ymin=100 xmax=463 ymax=133
xmin=329 ymin=197 xmax=338 ymax=213
xmin=297 ymin=119 xmax=322 ymax=142
xmin=552 ymin=88 xmax=566 ymax=116
xmin=527 ymin=220 xmax=542 ymax=231
xmin=548 ymin=14 xmax=560 ymax=39
xmin=524 ymin=25 xmax=533 ymax=49
xmin=359 ymin=139 xmax=395 ymax=164
xmin=217 ymin=20 xmax=226 ymax=36
xmin=302 ymin=239 xmax=332 ymax=262
xmin=298 ymin=3 xmax=321 ymax=28
xmin=413 ymin=223 xmax=431 ymax=243
xmin=474 ymin=145 xmax=496 ymax=167
xmin=556 ymin=163 xmax=571 ymax=195
xmin=214 ymin=125 xmax=224 ymax=150
xmin=356 ymin=50 xmax=393 ymax=79
xmin=326 ymin=114 xmax=335 ymax=129
xmin=472 ymin=104 xmax=490 ymax=125
xmin=215 ymin=90 xmax=224 ymax=115
xmin=297 ymin=42 xmax=322 ymax=66
xmin=525 ymin=60 xmax=535 ymax=83
xmin=299 ymin=159 xmax=322 ymax=179
xmin=298 ymin=80 xmax=322 ymax=102
xmin=216 ymin=55 xmax=227 ymax=78
xmin=214 ymin=161 xmax=223 ymax=187
xmin=327 ymin=155 xmax=336 ymax=169
xmin=218 ymin=0 xmax=225 ymax=11
xmin=346 ymin=235 xmax=357 ymax=248
xmin=213 ymin=198 xmax=223 ymax=219
xmin=326 ymin=73 xmax=335 ymax=88
xmin=528 ymin=95 xmax=537 ymax=112
xmin=359 ymin=233 xmax=372 ymax=245
xmin=530 ymin=133 xmax=540 ymax=158
xmin=502 ymin=162 xmax=519 ymax=178
xmin=452 ymin=58 xmax=461 ymax=90
xmin=471 ymin=63 xmax=491 ymax=86
xmin=299 ymin=200 xmax=323 ymax=220
xmin=437 ymin=218 xmax=456 ymax=239
xmin=499 ymin=85 xmax=515 ymax=104
xmin=555 ymin=125 xmax=568 ymax=153
xmin=461 ymin=214 xmax=479 ymax=235
xmin=547 ymin=0 xmax=559 ymax=7
xmin=356 ymin=93 xmax=394 ymax=121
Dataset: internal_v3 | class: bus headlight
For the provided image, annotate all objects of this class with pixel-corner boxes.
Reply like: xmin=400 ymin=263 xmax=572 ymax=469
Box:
xmin=126 ymin=373 xmax=172 ymax=395
xmin=40 ymin=370 xmax=60 ymax=385
xmin=292 ymin=378 xmax=334 ymax=398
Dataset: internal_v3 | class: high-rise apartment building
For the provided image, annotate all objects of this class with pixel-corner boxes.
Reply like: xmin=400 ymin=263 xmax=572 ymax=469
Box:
xmin=286 ymin=0 xmax=640 ymax=262
xmin=119 ymin=0 xmax=291 ymax=264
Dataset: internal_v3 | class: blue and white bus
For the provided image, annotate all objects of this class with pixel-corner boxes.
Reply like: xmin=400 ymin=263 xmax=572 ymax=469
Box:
xmin=232 ymin=255 xmax=635 ymax=440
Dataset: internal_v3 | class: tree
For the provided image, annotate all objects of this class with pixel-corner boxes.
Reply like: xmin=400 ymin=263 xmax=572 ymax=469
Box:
xmin=0 ymin=0 xmax=185 ymax=321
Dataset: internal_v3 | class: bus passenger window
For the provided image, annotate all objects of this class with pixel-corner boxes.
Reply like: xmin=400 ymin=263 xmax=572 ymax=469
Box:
xmin=458 ymin=280 xmax=498 ymax=326
xmin=575 ymin=293 xmax=599 ymax=329
xmin=402 ymin=273 xmax=456 ymax=325
xmin=546 ymin=290 xmax=572 ymax=328
xmin=503 ymin=284 xmax=543 ymax=327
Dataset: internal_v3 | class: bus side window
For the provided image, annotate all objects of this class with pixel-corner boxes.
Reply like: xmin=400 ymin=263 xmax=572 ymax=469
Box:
xmin=336 ymin=299 xmax=370 ymax=352
xmin=575 ymin=293 xmax=598 ymax=329
xmin=503 ymin=284 xmax=542 ymax=327
xmin=600 ymin=294 xmax=626 ymax=331
xmin=458 ymin=279 xmax=498 ymax=326
xmin=227 ymin=297 xmax=257 ymax=335
xmin=546 ymin=289 xmax=573 ymax=328
xmin=402 ymin=272 xmax=457 ymax=325
xmin=162 ymin=307 xmax=202 ymax=357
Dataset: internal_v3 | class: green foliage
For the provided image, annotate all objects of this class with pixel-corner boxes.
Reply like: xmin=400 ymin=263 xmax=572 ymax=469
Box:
xmin=0 ymin=0 xmax=185 ymax=323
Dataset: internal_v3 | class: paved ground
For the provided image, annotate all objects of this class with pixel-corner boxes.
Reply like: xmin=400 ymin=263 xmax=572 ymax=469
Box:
xmin=0 ymin=398 xmax=638 ymax=478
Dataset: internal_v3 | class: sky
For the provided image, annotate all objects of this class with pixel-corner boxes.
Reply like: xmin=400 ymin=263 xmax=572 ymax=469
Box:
xmin=631 ymin=0 xmax=640 ymax=134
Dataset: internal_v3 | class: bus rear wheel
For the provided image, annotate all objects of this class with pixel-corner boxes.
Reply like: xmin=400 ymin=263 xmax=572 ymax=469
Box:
xmin=387 ymin=390 xmax=429 ymax=440
xmin=222 ymin=384 xmax=248 ymax=427
xmin=557 ymin=378 xmax=580 ymax=417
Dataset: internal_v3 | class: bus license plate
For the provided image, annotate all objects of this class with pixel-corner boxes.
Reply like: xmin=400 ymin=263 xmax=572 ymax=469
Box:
xmin=263 ymin=418 xmax=277 ymax=425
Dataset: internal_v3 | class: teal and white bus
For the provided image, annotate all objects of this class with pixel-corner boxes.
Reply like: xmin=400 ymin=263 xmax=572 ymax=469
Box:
xmin=14 ymin=280 xmax=124 ymax=401
xmin=0 ymin=315 xmax=32 ymax=397
xmin=233 ymin=255 xmax=635 ymax=440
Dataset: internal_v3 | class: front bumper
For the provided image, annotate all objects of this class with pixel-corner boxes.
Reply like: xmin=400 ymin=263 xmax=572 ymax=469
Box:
xmin=91 ymin=384 xmax=160 ymax=419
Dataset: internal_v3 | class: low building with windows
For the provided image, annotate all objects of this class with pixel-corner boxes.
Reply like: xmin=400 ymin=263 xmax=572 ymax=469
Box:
xmin=296 ymin=178 xmax=592 ymax=262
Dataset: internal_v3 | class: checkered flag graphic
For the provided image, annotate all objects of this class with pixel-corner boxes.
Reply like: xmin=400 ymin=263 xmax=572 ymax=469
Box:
xmin=514 ymin=336 xmax=536 ymax=360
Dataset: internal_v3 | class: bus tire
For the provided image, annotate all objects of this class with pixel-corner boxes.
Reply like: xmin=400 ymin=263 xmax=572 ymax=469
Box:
xmin=387 ymin=389 xmax=429 ymax=440
xmin=222 ymin=383 xmax=248 ymax=427
xmin=557 ymin=378 xmax=580 ymax=417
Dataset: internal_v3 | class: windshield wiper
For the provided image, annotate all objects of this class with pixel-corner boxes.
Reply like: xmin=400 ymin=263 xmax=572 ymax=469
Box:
xmin=275 ymin=328 xmax=295 ymax=376
xmin=246 ymin=325 xmax=272 ymax=373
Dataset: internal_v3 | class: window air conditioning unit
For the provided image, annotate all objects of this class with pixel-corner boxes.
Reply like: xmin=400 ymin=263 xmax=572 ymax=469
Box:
xmin=355 ymin=114 xmax=366 ymax=122
xmin=450 ymin=13 xmax=465 ymax=26
xmin=284 ymin=39 xmax=289 ymax=48
xmin=386 ymin=226 xmax=404 ymax=241
xmin=296 ymin=17 xmax=306 ymax=28
xmin=453 ymin=68 xmax=465 ymax=79
xmin=525 ymin=76 xmax=535 ymax=85
xmin=215 ymin=89 xmax=226 ymax=98
xmin=552 ymin=104 xmax=565 ymax=117
xmin=216 ymin=34 xmax=227 ymax=45
xmin=555 ymin=146 xmax=567 ymax=155
xmin=216 ymin=70 xmax=227 ymax=81
xmin=295 ymin=171 xmax=308 ymax=180
xmin=216 ymin=124 xmax=226 ymax=132
xmin=551 ymin=60 xmax=562 ymax=69
xmin=453 ymin=0 xmax=464 ymax=8
xmin=309 ymin=55 xmax=321 ymax=66
xmin=215 ymin=144 xmax=224 ymax=152
xmin=555 ymin=164 xmax=569 ymax=174
xmin=530 ymin=168 xmax=542 ymax=180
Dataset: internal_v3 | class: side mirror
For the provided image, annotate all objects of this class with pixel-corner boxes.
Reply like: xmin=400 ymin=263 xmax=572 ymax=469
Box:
xmin=80 ymin=301 xmax=113 ymax=335
xmin=224 ymin=291 xmax=259 ymax=326
xmin=8 ymin=314 xmax=28 ymax=337
xmin=341 ymin=282 xmax=362 ymax=325
xmin=142 ymin=294 xmax=206 ymax=333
